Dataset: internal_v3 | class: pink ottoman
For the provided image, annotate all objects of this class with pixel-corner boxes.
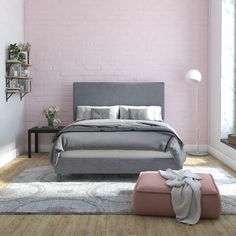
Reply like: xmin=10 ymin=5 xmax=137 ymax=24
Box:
xmin=132 ymin=171 xmax=221 ymax=219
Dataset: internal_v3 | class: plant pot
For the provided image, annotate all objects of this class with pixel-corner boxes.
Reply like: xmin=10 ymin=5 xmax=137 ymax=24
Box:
xmin=18 ymin=51 xmax=28 ymax=64
xmin=9 ymin=53 xmax=17 ymax=60
xmin=47 ymin=118 xmax=54 ymax=128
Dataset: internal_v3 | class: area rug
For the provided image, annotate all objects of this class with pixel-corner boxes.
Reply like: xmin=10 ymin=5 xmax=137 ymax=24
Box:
xmin=0 ymin=164 xmax=235 ymax=214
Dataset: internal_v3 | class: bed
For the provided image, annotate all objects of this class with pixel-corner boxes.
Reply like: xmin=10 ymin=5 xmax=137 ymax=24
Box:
xmin=50 ymin=82 xmax=186 ymax=181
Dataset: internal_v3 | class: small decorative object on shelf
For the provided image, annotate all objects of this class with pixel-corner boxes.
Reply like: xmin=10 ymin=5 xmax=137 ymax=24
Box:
xmin=42 ymin=106 xmax=61 ymax=128
xmin=5 ymin=42 xmax=32 ymax=102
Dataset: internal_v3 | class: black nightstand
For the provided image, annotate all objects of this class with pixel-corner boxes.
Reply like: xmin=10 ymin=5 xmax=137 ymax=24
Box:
xmin=28 ymin=126 xmax=65 ymax=158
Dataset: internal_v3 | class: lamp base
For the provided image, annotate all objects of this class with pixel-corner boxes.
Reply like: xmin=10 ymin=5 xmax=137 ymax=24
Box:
xmin=187 ymin=151 xmax=208 ymax=157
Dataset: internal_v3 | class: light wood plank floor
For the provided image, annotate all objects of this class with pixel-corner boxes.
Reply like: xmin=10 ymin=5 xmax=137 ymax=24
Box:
xmin=0 ymin=153 xmax=235 ymax=236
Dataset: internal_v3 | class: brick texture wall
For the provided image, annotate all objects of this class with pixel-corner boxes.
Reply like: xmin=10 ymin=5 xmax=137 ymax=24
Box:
xmin=25 ymin=0 xmax=208 ymax=145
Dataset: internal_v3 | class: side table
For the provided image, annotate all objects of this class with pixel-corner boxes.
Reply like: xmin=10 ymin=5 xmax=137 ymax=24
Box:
xmin=28 ymin=126 xmax=65 ymax=158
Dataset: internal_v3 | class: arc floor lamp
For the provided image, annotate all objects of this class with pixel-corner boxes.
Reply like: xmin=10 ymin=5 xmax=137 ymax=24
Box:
xmin=185 ymin=69 xmax=208 ymax=156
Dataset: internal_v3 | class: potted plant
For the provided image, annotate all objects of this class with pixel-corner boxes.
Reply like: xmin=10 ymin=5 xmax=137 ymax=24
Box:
xmin=19 ymin=42 xmax=31 ymax=52
xmin=18 ymin=42 xmax=31 ymax=63
xmin=8 ymin=43 xmax=21 ymax=60
xmin=8 ymin=42 xmax=31 ymax=63
xmin=42 ymin=106 xmax=61 ymax=128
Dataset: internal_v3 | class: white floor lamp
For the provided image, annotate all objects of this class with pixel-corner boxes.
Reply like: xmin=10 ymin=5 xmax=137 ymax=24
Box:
xmin=185 ymin=69 xmax=208 ymax=156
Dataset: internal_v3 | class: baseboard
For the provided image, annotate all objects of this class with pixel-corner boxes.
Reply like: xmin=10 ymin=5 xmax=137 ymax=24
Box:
xmin=208 ymin=145 xmax=236 ymax=171
xmin=0 ymin=146 xmax=25 ymax=168
xmin=184 ymin=144 xmax=208 ymax=153
xmin=26 ymin=144 xmax=53 ymax=153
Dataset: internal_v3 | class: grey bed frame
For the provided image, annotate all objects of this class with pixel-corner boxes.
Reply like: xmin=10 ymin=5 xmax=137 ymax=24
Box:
xmin=55 ymin=82 xmax=182 ymax=181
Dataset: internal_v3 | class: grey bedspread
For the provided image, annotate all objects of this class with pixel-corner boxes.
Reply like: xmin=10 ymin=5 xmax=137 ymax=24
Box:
xmin=49 ymin=119 xmax=186 ymax=166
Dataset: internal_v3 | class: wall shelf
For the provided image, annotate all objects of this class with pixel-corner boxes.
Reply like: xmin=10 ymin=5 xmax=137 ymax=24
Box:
xmin=6 ymin=60 xmax=31 ymax=66
xmin=5 ymin=91 xmax=29 ymax=101
xmin=5 ymin=58 xmax=32 ymax=102
xmin=6 ymin=76 xmax=32 ymax=80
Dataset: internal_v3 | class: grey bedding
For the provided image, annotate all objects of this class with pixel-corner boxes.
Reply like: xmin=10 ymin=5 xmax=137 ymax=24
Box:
xmin=50 ymin=119 xmax=186 ymax=167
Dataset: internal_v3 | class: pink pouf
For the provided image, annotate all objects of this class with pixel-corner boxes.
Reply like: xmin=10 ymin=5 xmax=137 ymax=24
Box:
xmin=132 ymin=171 xmax=221 ymax=219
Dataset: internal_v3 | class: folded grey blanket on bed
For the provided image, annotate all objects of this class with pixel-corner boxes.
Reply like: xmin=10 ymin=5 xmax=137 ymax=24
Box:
xmin=160 ymin=169 xmax=201 ymax=225
xmin=50 ymin=119 xmax=186 ymax=167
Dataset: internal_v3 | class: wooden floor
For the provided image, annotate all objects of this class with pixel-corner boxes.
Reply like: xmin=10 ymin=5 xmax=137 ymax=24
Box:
xmin=0 ymin=153 xmax=235 ymax=236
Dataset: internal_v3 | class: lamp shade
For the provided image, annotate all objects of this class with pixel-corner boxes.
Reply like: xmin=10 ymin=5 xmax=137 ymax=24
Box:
xmin=185 ymin=69 xmax=202 ymax=83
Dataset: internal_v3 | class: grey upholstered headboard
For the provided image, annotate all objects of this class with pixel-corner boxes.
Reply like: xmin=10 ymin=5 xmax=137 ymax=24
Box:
xmin=73 ymin=82 xmax=165 ymax=121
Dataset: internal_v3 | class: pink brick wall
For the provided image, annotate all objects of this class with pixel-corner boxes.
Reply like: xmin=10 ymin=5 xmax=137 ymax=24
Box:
xmin=25 ymin=0 xmax=208 ymax=145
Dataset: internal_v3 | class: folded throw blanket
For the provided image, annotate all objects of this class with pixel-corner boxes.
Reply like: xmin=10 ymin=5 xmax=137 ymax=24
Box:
xmin=159 ymin=169 xmax=201 ymax=225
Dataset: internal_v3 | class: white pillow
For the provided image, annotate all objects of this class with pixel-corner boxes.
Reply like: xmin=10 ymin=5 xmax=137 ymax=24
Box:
xmin=76 ymin=105 xmax=119 ymax=121
xmin=119 ymin=105 xmax=162 ymax=121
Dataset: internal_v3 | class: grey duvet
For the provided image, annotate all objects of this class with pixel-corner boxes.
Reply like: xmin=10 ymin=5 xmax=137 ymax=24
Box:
xmin=50 ymin=119 xmax=186 ymax=167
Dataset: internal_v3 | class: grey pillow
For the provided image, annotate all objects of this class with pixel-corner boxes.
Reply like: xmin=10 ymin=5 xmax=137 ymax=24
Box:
xmin=91 ymin=108 xmax=113 ymax=119
xmin=129 ymin=108 xmax=149 ymax=120
xmin=77 ymin=106 xmax=91 ymax=120
xmin=119 ymin=106 xmax=130 ymax=119
xmin=77 ymin=105 xmax=119 ymax=121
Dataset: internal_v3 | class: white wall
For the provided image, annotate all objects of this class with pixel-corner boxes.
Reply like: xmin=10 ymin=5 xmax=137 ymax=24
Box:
xmin=0 ymin=0 xmax=25 ymax=167
xmin=208 ymin=0 xmax=236 ymax=171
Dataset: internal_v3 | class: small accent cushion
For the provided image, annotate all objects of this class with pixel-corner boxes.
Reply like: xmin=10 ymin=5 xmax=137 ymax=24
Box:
xmin=129 ymin=108 xmax=149 ymax=120
xmin=91 ymin=107 xmax=117 ymax=119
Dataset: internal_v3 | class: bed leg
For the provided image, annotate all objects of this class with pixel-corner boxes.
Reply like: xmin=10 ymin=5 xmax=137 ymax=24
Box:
xmin=57 ymin=173 xmax=62 ymax=182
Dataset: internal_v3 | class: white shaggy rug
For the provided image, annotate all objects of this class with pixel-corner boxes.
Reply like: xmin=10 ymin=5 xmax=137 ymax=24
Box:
xmin=0 ymin=164 xmax=235 ymax=214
